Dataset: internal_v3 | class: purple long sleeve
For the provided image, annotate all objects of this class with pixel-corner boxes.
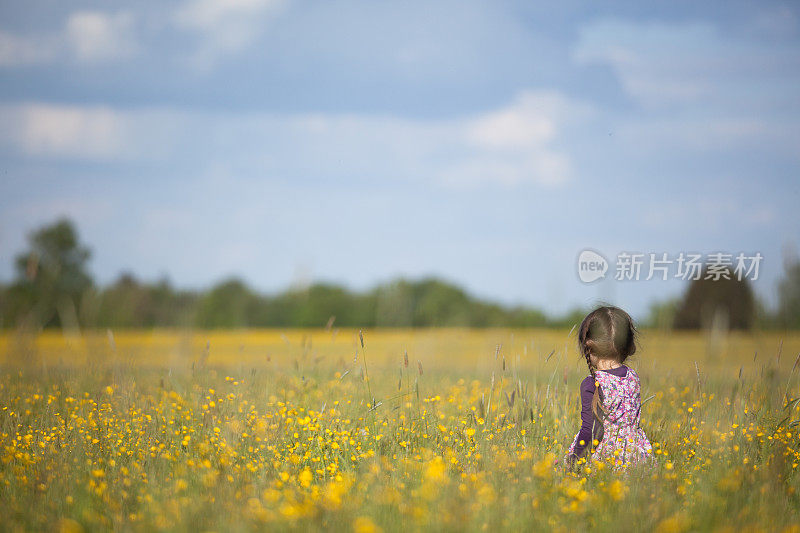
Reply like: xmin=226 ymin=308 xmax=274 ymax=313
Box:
xmin=571 ymin=365 xmax=628 ymax=458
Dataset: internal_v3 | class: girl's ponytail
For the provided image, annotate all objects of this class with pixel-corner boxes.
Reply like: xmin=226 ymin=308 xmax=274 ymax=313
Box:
xmin=586 ymin=357 xmax=608 ymax=421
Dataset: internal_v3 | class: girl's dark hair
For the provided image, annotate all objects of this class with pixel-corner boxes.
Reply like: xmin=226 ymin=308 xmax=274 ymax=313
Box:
xmin=578 ymin=305 xmax=638 ymax=420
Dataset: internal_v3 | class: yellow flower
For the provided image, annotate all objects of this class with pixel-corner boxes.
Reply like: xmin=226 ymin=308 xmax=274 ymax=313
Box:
xmin=655 ymin=513 xmax=690 ymax=533
xmin=607 ymin=480 xmax=627 ymax=501
xmin=353 ymin=516 xmax=382 ymax=533
xmin=299 ymin=468 xmax=313 ymax=488
xmin=533 ymin=453 xmax=556 ymax=480
xmin=424 ymin=456 xmax=447 ymax=483
xmin=57 ymin=518 xmax=84 ymax=533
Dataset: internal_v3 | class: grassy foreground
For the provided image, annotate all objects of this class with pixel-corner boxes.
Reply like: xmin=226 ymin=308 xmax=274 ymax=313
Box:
xmin=1 ymin=328 xmax=800 ymax=532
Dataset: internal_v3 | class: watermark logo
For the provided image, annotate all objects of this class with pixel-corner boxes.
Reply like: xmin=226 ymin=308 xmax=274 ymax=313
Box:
xmin=577 ymin=250 xmax=763 ymax=283
xmin=577 ymin=249 xmax=609 ymax=283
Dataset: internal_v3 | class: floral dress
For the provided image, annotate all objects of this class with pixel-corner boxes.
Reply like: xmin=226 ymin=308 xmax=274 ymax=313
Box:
xmin=566 ymin=367 xmax=654 ymax=468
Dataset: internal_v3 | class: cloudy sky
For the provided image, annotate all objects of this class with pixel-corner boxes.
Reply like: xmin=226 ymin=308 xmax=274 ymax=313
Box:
xmin=1 ymin=0 xmax=798 ymax=320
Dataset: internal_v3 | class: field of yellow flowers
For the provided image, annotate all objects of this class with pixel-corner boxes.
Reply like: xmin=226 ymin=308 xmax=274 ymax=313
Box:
xmin=2 ymin=328 xmax=800 ymax=532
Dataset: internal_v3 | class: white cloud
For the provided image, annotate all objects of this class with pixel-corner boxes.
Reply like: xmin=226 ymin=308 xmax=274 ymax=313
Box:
xmin=0 ymin=90 xmax=585 ymax=188
xmin=574 ymin=20 xmax=719 ymax=107
xmin=0 ymin=31 xmax=59 ymax=66
xmin=0 ymin=10 xmax=139 ymax=67
xmin=573 ymin=19 xmax=800 ymax=108
xmin=0 ymin=103 xmax=129 ymax=159
xmin=454 ymin=91 xmax=593 ymax=186
xmin=466 ymin=104 xmax=553 ymax=150
xmin=571 ymin=18 xmax=800 ymax=159
xmin=65 ymin=11 xmax=139 ymax=63
xmin=174 ymin=0 xmax=286 ymax=66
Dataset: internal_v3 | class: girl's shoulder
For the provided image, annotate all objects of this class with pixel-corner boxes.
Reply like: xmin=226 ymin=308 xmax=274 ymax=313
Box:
xmin=622 ymin=366 xmax=643 ymax=388
xmin=580 ymin=374 xmax=596 ymax=393
xmin=594 ymin=365 xmax=638 ymax=384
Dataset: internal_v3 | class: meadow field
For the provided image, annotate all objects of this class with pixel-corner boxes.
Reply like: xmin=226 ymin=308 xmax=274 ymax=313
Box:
xmin=2 ymin=327 xmax=800 ymax=532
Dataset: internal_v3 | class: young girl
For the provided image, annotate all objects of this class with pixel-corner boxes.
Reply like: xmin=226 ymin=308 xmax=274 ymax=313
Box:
xmin=565 ymin=305 xmax=653 ymax=469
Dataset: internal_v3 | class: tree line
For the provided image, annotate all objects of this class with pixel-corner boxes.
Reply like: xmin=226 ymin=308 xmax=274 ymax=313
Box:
xmin=0 ymin=219 xmax=585 ymax=330
xmin=1 ymin=218 xmax=798 ymax=330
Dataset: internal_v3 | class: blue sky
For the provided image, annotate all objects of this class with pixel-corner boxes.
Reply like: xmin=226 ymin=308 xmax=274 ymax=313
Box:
xmin=0 ymin=0 xmax=799 ymax=320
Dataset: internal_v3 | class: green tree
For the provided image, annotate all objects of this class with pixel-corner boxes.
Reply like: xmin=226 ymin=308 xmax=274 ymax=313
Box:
xmin=291 ymin=284 xmax=359 ymax=327
xmin=411 ymin=278 xmax=472 ymax=326
xmin=0 ymin=282 xmax=7 ymax=328
xmin=646 ymin=297 xmax=681 ymax=330
xmin=673 ymin=267 xmax=755 ymax=330
xmin=777 ymin=258 xmax=800 ymax=329
xmin=373 ymin=279 xmax=414 ymax=327
xmin=7 ymin=219 xmax=93 ymax=328
xmin=547 ymin=308 xmax=588 ymax=329
xmin=194 ymin=278 xmax=263 ymax=328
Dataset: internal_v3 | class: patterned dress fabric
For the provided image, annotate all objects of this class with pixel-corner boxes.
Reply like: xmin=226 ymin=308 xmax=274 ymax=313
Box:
xmin=567 ymin=367 xmax=654 ymax=468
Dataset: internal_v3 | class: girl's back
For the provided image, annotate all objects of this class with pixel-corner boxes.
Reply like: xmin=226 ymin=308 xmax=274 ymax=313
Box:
xmin=590 ymin=367 xmax=653 ymax=466
xmin=564 ymin=305 xmax=654 ymax=469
